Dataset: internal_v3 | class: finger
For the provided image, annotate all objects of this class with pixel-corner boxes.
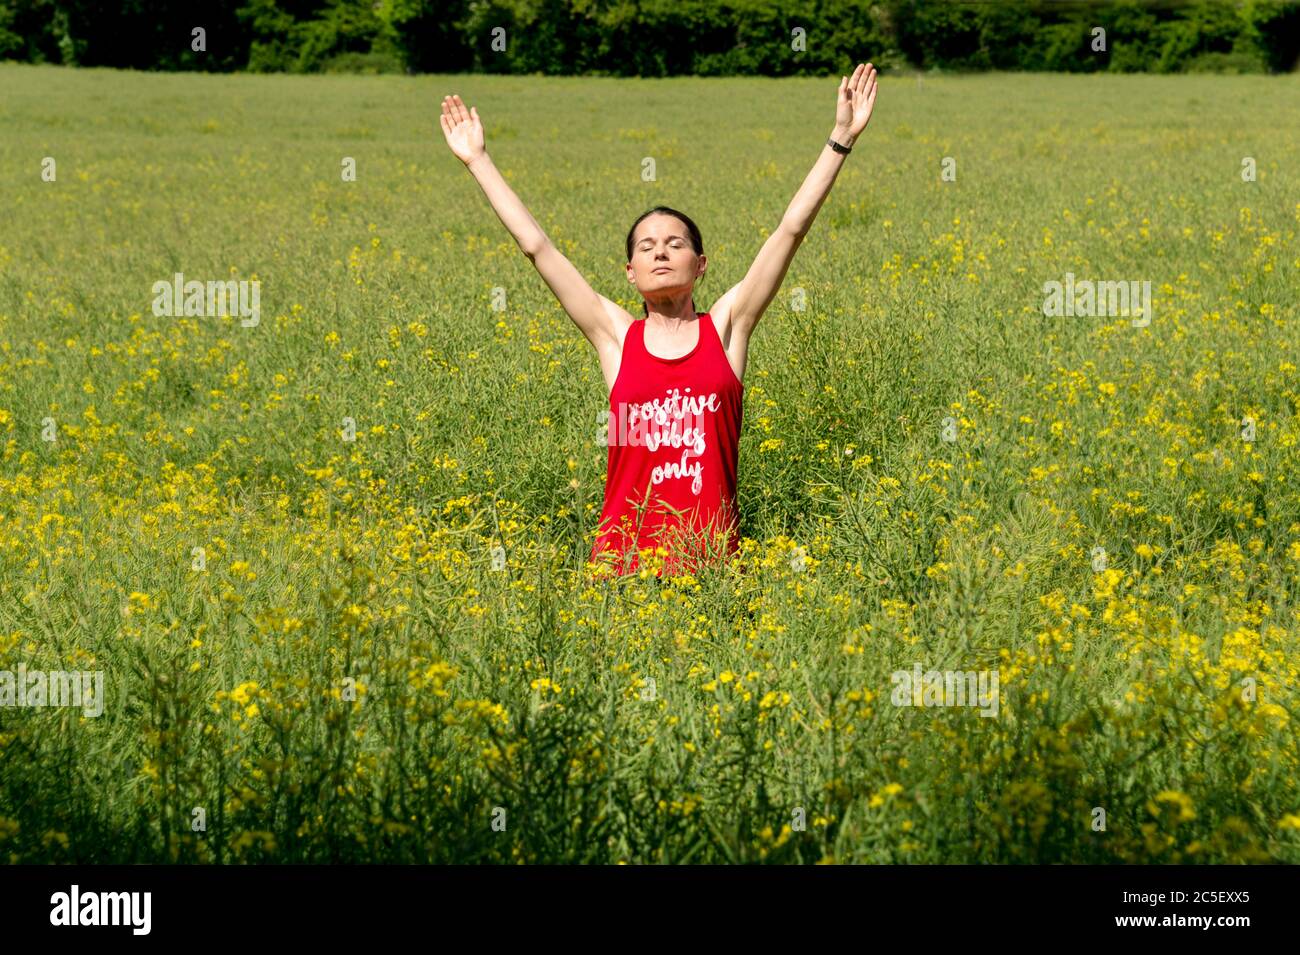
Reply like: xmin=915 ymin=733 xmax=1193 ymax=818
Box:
xmin=453 ymin=94 xmax=470 ymax=125
xmin=856 ymin=63 xmax=872 ymax=96
xmin=470 ymin=106 xmax=480 ymax=125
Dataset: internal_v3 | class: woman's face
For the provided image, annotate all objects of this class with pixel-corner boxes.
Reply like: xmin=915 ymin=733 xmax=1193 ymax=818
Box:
xmin=627 ymin=214 xmax=704 ymax=299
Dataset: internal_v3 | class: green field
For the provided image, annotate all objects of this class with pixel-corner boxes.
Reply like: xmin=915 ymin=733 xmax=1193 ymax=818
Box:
xmin=1 ymin=62 xmax=1299 ymax=862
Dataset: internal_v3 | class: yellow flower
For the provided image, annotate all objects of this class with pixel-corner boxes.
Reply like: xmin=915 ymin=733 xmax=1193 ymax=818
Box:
xmin=127 ymin=591 xmax=154 ymax=610
xmin=229 ymin=681 xmax=260 ymax=706
xmin=1150 ymin=790 xmax=1196 ymax=823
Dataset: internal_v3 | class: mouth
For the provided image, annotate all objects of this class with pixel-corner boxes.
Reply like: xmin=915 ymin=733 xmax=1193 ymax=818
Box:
xmin=652 ymin=267 xmax=672 ymax=274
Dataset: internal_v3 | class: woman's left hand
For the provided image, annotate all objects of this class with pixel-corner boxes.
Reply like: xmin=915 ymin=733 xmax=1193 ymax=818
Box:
xmin=834 ymin=62 xmax=878 ymax=142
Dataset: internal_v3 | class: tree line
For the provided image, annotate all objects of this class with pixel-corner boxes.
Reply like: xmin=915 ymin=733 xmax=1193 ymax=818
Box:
xmin=2 ymin=1 xmax=1297 ymax=75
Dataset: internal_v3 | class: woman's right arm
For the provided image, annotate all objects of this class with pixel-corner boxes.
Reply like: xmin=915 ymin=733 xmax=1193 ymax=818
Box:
xmin=439 ymin=94 xmax=629 ymax=354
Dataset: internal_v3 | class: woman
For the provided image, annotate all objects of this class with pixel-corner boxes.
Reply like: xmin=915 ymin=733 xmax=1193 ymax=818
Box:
xmin=439 ymin=62 xmax=879 ymax=578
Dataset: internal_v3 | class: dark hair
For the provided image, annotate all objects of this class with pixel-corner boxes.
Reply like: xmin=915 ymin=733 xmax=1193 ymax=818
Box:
xmin=625 ymin=205 xmax=704 ymax=316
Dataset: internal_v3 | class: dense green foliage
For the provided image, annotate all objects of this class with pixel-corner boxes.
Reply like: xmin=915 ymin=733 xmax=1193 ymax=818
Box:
xmin=1 ymin=0 xmax=1297 ymax=75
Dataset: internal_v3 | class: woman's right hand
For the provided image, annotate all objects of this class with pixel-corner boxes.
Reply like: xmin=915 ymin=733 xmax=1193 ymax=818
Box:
xmin=439 ymin=94 xmax=485 ymax=165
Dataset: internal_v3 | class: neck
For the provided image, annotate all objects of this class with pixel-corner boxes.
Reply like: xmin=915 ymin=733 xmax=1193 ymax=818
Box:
xmin=645 ymin=294 xmax=698 ymax=327
xmin=648 ymin=311 xmax=698 ymax=330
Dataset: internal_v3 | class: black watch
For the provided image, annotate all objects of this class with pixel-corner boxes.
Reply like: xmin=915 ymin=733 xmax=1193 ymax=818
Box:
xmin=827 ymin=136 xmax=852 ymax=154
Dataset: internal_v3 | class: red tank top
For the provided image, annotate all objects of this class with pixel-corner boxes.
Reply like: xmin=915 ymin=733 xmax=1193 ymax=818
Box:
xmin=590 ymin=312 xmax=744 ymax=577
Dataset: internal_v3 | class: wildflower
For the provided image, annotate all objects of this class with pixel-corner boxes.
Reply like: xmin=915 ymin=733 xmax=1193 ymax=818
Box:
xmin=1149 ymin=790 xmax=1196 ymax=823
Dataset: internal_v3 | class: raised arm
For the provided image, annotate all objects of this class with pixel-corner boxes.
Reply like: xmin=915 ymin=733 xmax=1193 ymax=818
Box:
xmin=725 ymin=63 xmax=879 ymax=343
xmin=438 ymin=94 xmax=629 ymax=355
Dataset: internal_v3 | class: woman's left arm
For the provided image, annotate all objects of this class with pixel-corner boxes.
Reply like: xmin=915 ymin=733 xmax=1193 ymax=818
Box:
xmin=727 ymin=62 xmax=879 ymax=341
